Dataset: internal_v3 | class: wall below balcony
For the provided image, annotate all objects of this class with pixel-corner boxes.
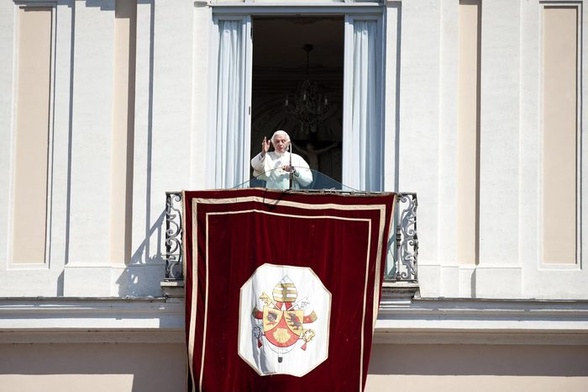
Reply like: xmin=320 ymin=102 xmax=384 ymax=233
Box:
xmin=366 ymin=343 xmax=588 ymax=392
xmin=1 ymin=340 xmax=586 ymax=391
xmin=0 ymin=342 xmax=186 ymax=392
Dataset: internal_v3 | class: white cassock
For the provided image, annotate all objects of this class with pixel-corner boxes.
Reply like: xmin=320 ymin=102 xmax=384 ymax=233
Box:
xmin=251 ymin=151 xmax=313 ymax=190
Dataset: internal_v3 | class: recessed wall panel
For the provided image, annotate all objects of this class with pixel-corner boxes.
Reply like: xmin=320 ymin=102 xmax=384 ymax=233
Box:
xmin=542 ymin=6 xmax=578 ymax=265
xmin=457 ymin=0 xmax=480 ymax=265
xmin=11 ymin=7 xmax=53 ymax=264
xmin=111 ymin=1 xmax=136 ymax=264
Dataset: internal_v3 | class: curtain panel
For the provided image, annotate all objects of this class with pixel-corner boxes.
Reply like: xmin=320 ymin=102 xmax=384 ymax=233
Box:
xmin=210 ymin=18 xmax=251 ymax=188
xmin=343 ymin=18 xmax=382 ymax=192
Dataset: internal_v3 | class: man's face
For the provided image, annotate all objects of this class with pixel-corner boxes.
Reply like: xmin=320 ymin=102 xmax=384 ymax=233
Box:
xmin=273 ymin=136 xmax=289 ymax=153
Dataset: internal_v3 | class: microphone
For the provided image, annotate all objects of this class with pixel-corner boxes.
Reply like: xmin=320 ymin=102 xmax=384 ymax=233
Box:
xmin=289 ymin=142 xmax=293 ymax=189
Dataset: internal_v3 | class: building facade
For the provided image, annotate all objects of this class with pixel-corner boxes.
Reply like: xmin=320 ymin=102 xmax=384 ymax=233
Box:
xmin=1 ymin=0 xmax=587 ymax=391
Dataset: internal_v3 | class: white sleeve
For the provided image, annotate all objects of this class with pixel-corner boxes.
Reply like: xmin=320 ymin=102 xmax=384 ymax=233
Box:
xmin=293 ymin=155 xmax=313 ymax=187
xmin=251 ymin=153 xmax=267 ymax=177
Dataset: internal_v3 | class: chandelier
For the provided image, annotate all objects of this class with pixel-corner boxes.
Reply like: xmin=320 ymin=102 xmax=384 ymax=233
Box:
xmin=285 ymin=44 xmax=329 ymax=137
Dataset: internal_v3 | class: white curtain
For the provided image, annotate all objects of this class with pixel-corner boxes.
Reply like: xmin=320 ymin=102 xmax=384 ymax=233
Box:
xmin=210 ymin=18 xmax=251 ymax=188
xmin=343 ymin=19 xmax=382 ymax=192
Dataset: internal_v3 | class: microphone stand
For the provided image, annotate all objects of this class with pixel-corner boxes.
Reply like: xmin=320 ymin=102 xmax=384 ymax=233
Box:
xmin=288 ymin=143 xmax=293 ymax=190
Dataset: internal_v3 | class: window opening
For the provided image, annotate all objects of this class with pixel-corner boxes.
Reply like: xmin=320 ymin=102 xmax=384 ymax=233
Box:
xmin=251 ymin=16 xmax=344 ymax=183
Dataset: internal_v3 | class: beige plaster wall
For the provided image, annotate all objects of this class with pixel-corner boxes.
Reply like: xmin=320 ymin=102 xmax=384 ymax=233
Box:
xmin=0 ymin=342 xmax=186 ymax=392
xmin=366 ymin=343 xmax=588 ymax=392
xmin=1 ymin=341 xmax=586 ymax=391
xmin=456 ymin=0 xmax=480 ymax=266
xmin=366 ymin=375 xmax=588 ymax=392
xmin=11 ymin=6 xmax=52 ymax=264
xmin=542 ymin=6 xmax=579 ymax=265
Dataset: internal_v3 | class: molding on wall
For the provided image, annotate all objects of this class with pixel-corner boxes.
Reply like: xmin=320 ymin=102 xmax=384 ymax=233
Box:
xmin=2 ymin=297 xmax=587 ymax=345
xmin=0 ymin=297 xmax=184 ymax=344
xmin=376 ymin=298 xmax=588 ymax=345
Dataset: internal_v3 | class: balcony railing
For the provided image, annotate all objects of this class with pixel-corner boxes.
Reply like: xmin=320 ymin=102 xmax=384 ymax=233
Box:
xmin=163 ymin=190 xmax=418 ymax=296
xmin=164 ymin=192 xmax=183 ymax=281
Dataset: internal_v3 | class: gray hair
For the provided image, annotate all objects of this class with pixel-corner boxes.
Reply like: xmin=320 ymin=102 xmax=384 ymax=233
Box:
xmin=271 ymin=130 xmax=290 ymax=143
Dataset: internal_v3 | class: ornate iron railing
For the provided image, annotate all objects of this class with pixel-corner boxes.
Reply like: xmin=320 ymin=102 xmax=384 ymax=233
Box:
xmin=164 ymin=192 xmax=184 ymax=281
xmin=163 ymin=191 xmax=418 ymax=284
xmin=387 ymin=192 xmax=418 ymax=282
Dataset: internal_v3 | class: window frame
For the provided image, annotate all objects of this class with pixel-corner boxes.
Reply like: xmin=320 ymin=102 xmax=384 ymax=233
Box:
xmin=208 ymin=3 xmax=386 ymax=190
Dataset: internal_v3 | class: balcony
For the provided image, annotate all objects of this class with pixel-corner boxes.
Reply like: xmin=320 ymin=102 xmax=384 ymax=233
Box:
xmin=161 ymin=173 xmax=418 ymax=299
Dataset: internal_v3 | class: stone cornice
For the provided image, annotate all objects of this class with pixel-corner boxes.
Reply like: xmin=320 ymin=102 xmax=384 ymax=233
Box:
xmin=2 ymin=297 xmax=587 ymax=345
xmin=0 ymin=297 xmax=185 ymax=343
xmin=375 ymin=297 xmax=588 ymax=345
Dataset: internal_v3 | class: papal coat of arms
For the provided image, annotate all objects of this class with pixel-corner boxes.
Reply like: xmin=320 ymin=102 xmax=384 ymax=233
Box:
xmin=238 ymin=264 xmax=331 ymax=377
xmin=252 ymin=275 xmax=317 ymax=361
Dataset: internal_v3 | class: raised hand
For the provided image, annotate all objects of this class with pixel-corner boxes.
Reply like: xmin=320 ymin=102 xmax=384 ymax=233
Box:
xmin=261 ymin=137 xmax=271 ymax=155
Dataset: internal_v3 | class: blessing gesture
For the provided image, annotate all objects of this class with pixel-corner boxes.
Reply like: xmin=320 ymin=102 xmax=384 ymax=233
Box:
xmin=261 ymin=136 xmax=271 ymax=155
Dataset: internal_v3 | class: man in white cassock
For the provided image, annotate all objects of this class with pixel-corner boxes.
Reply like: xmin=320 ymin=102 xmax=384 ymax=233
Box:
xmin=251 ymin=130 xmax=313 ymax=190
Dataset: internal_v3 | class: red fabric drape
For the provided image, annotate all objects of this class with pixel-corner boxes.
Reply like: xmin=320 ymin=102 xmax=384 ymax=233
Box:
xmin=183 ymin=188 xmax=395 ymax=392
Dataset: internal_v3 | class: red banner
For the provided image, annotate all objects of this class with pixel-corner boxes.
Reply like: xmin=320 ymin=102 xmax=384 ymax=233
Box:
xmin=183 ymin=188 xmax=395 ymax=392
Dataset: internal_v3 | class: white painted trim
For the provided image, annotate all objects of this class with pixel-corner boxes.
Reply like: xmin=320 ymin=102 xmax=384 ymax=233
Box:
xmin=2 ymin=297 xmax=586 ymax=346
xmin=211 ymin=4 xmax=384 ymax=15
xmin=0 ymin=330 xmax=184 ymax=344
xmin=376 ymin=298 xmax=588 ymax=345
xmin=0 ymin=298 xmax=184 ymax=336
xmin=373 ymin=330 xmax=588 ymax=345
xmin=13 ymin=0 xmax=57 ymax=7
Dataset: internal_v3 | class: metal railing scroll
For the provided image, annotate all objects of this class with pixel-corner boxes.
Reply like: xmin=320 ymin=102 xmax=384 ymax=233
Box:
xmin=387 ymin=192 xmax=418 ymax=282
xmin=164 ymin=191 xmax=418 ymax=284
xmin=165 ymin=191 xmax=184 ymax=281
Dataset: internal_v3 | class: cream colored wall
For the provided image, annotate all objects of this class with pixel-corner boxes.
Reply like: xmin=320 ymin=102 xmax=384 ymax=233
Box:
xmin=366 ymin=344 xmax=588 ymax=392
xmin=111 ymin=0 xmax=137 ymax=265
xmin=11 ymin=6 xmax=52 ymax=264
xmin=2 ymin=0 xmax=588 ymax=299
xmin=0 ymin=342 xmax=186 ymax=392
xmin=367 ymin=375 xmax=588 ymax=392
xmin=456 ymin=0 xmax=480 ymax=267
xmin=0 ymin=1 xmax=587 ymax=390
xmin=1 ymin=341 xmax=586 ymax=392
xmin=542 ymin=6 xmax=578 ymax=265
xmin=404 ymin=0 xmax=588 ymax=299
